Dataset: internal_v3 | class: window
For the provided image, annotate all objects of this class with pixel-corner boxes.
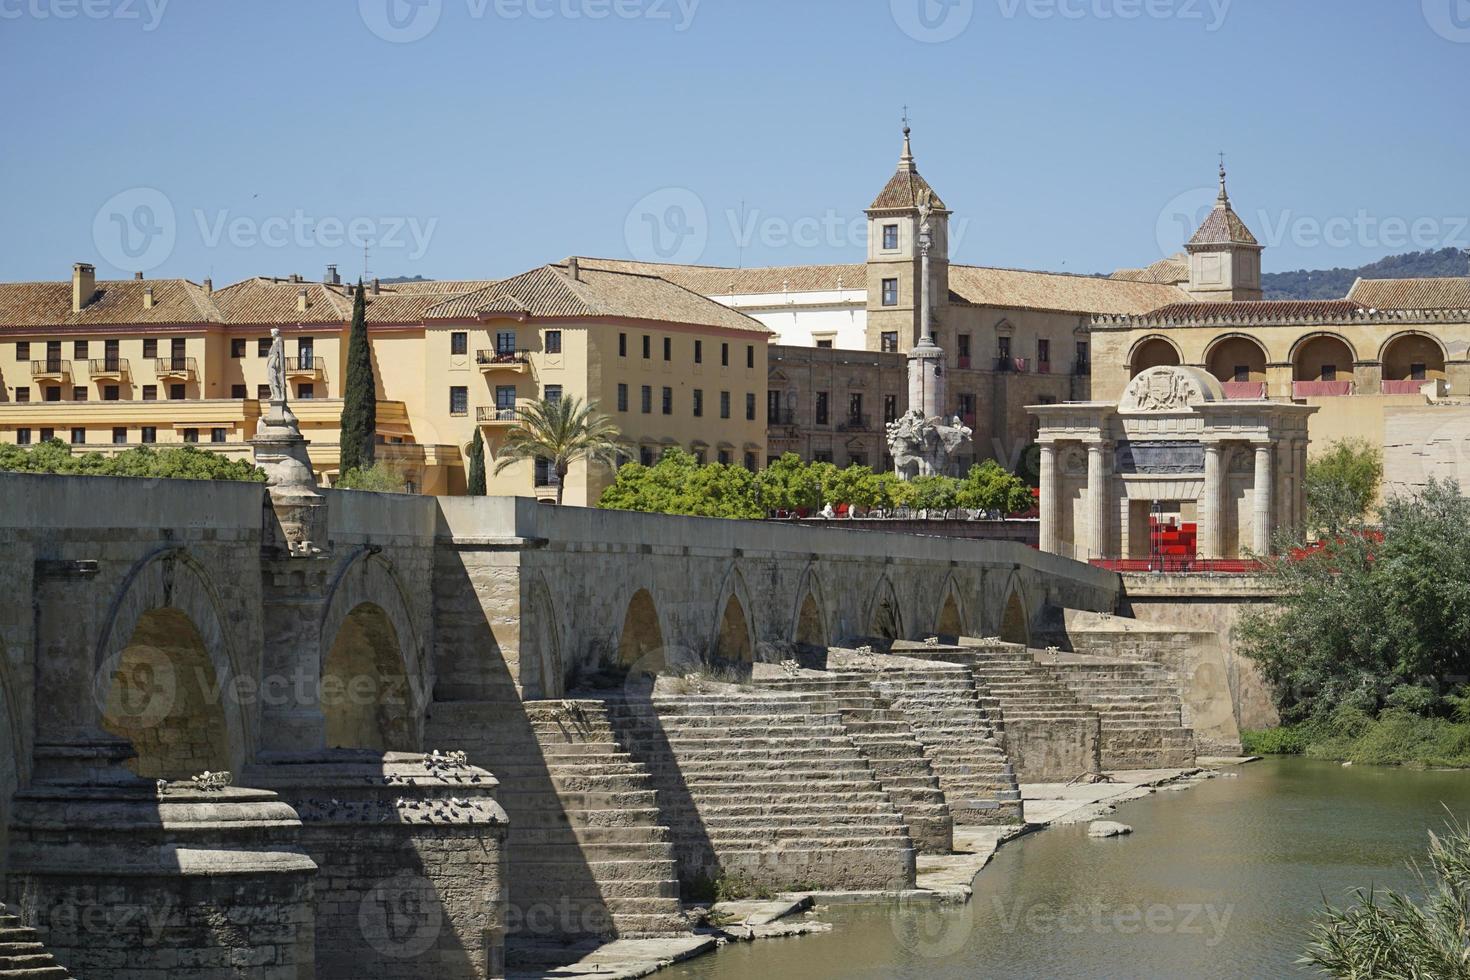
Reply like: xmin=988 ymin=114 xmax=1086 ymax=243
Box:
xmin=998 ymin=336 xmax=1012 ymax=360
xmin=1411 ymin=362 xmax=1427 ymax=381
xmin=545 ymin=384 xmax=562 ymax=404
xmin=15 ymin=387 xmax=28 ymax=403
xmin=640 ymin=446 xmax=655 ymax=466
xmin=619 ymin=333 xmax=627 ymax=357
xmin=884 ymin=393 xmax=898 ymax=423
xmin=746 ymin=392 xmax=756 ymax=421
xmin=717 ymin=450 xmax=732 ymax=466
xmin=74 ymin=340 xmax=88 ymax=359
xmin=183 ymin=428 xmax=199 ymax=443
xmin=849 ymin=453 xmax=868 ymax=469
xmin=663 ymin=337 xmax=672 ymax=361
xmin=693 ymin=389 xmax=704 ymax=417
xmin=143 ymin=385 xmax=157 ymax=401
xmin=15 ymin=342 xmax=28 ymax=361
xmin=617 ymin=383 xmax=629 ymax=412
xmin=746 ymin=345 xmax=754 ymax=369
xmin=231 ymin=338 xmax=246 ymax=358
xmin=16 ymin=428 xmax=30 ymax=445
xmin=1038 ymin=338 xmax=1051 ymax=365
xmin=767 ymin=390 xmax=781 ymax=423
xmin=1321 ymin=364 xmax=1338 ymax=382
xmin=744 ymin=451 xmax=757 ymax=471
xmin=450 ymin=331 xmax=467 ymax=356
xmin=449 ymin=386 xmax=468 ymax=416
xmin=495 ymin=385 xmax=517 ymax=413
xmin=104 ymin=385 xmax=119 ymax=401
xmin=720 ymin=391 xmax=731 ymax=419
xmin=534 ymin=457 xmax=554 ymax=488
xmin=640 ymin=385 xmax=652 ymax=414
xmin=882 ymin=278 xmax=899 ymax=306
xmin=544 ymin=330 xmax=562 ymax=354
xmin=112 ymin=427 xmax=127 ymax=444
xmin=1234 ymin=365 xmax=1250 ymax=383
xmin=880 ymin=331 xmax=899 ymax=353
xmin=141 ymin=426 xmax=157 ymax=444
xmin=44 ymin=387 xmax=60 ymax=402
xmin=232 ymin=384 xmax=247 ymax=398
xmin=693 ymin=448 xmax=707 ymax=466
xmin=958 ymin=333 xmax=971 ymax=366
xmin=813 ymin=450 xmax=833 ymax=464
xmin=495 ymin=331 xmax=517 ymax=355
xmin=169 ymin=384 xmax=185 ymax=400
xmin=38 ymin=427 xmax=54 ymax=442
xmin=882 ymin=223 xmax=899 ymax=250
xmin=72 ymin=387 xmax=86 ymax=401
xmin=721 ymin=343 xmax=729 ymax=367
xmin=816 ymin=339 xmax=834 ymax=349
xmin=257 ymin=385 xmax=271 ymax=400
xmin=143 ymin=338 xmax=159 ymax=359
xmin=1076 ymin=340 xmax=1089 ymax=371
xmin=70 ymin=427 xmax=85 ymax=444
xmin=816 ymin=391 xmax=829 ymax=426
xmin=298 ymin=384 xmax=314 ymax=400
xmin=642 ymin=335 xmax=651 ymax=359
xmin=694 ymin=340 xmax=703 ymax=364
xmin=661 ymin=387 xmax=672 ymax=415
xmin=958 ymin=393 xmax=975 ymax=420
xmin=211 ymin=427 xmax=227 ymax=443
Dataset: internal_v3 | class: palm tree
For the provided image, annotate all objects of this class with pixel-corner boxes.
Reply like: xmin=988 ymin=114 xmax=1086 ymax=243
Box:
xmin=493 ymin=395 xmax=622 ymax=505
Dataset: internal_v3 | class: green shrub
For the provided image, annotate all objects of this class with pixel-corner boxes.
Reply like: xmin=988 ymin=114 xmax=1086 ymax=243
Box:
xmin=0 ymin=439 xmax=265 ymax=482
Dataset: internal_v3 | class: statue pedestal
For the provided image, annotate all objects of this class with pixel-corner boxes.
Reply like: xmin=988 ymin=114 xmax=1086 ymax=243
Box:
xmin=252 ymin=399 xmax=327 ymax=558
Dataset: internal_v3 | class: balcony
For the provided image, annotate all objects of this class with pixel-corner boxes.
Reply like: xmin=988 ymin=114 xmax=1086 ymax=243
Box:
xmin=1382 ymin=378 xmax=1448 ymax=397
xmin=996 ymin=357 xmax=1029 ymax=374
xmin=155 ymin=356 xmax=197 ymax=381
xmin=837 ymin=414 xmax=870 ymax=432
xmin=88 ymin=358 xmax=129 ymax=381
xmin=1073 ymin=360 xmax=1091 ymax=376
xmin=30 ymin=359 xmax=71 ymax=382
xmin=1221 ymin=381 xmax=1267 ymax=400
xmin=960 ymin=411 xmax=977 ymax=429
xmin=286 ymin=355 xmax=324 ymax=379
xmin=1293 ymin=380 xmax=1355 ymax=398
xmin=477 ymin=349 xmax=531 ymax=374
xmin=477 ymin=406 xmax=519 ymax=424
xmin=1037 ymin=361 xmax=1052 ymax=375
xmin=957 ymin=355 xmax=972 ymax=370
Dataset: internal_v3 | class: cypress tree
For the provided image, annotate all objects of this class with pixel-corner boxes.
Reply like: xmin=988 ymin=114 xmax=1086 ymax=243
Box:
xmin=339 ymin=280 xmax=376 ymax=474
xmin=467 ymin=427 xmax=487 ymax=495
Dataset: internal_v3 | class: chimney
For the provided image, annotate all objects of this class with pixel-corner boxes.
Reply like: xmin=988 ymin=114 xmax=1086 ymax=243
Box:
xmin=297 ymin=287 xmax=309 ymax=313
xmin=203 ymin=278 xmax=213 ymax=295
xmin=371 ymin=278 xmax=380 ymax=295
xmin=567 ymin=256 xmax=581 ymax=281
xmin=134 ymin=271 xmax=144 ymax=280
xmin=143 ymin=285 xmax=155 ymax=309
xmin=325 ymin=263 xmax=340 ymax=285
xmin=71 ymin=262 xmax=96 ymax=313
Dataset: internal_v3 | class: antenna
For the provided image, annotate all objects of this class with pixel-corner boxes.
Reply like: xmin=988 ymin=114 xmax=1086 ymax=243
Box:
xmin=736 ymin=199 xmax=746 ymax=270
xmin=362 ymin=243 xmax=373 ymax=283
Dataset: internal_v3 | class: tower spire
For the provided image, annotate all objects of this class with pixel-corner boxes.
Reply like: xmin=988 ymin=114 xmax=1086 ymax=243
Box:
xmin=1217 ymin=152 xmax=1229 ymax=206
xmin=898 ymin=107 xmax=916 ymax=173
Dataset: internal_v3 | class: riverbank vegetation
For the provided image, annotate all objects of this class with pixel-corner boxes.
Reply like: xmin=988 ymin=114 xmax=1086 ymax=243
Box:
xmin=597 ymin=450 xmax=1032 ymax=519
xmin=1242 ymin=468 xmax=1470 ymax=768
xmin=0 ymin=439 xmax=265 ymax=482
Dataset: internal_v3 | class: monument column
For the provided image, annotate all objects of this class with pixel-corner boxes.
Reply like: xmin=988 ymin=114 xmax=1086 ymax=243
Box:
xmin=1087 ymin=441 xmax=1110 ymax=559
xmin=1039 ymin=443 xmax=1059 ymax=554
xmin=1253 ymin=442 xmax=1274 ymax=556
xmin=1200 ymin=443 xmax=1223 ymax=560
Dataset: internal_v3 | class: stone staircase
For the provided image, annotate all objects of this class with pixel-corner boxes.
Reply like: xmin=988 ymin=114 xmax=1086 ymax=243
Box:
xmin=821 ymin=653 xmax=1024 ymax=826
xmin=0 ymin=904 xmax=72 ymax=979
xmin=1036 ymin=656 xmax=1197 ymax=769
xmin=449 ymin=700 xmax=687 ymax=941
xmin=754 ymin=672 xmax=954 ymax=853
xmin=600 ymin=690 xmax=917 ymax=892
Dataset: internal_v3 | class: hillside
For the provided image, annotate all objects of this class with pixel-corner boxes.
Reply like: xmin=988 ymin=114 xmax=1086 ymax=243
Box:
xmin=1263 ymin=247 xmax=1468 ymax=300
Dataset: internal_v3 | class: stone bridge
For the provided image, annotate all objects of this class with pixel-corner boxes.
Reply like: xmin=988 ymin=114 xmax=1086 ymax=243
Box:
xmin=0 ymin=471 xmax=1123 ymax=978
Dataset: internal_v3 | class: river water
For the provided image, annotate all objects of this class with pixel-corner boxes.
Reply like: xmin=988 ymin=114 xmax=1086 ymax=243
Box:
xmin=671 ymin=758 xmax=1470 ymax=980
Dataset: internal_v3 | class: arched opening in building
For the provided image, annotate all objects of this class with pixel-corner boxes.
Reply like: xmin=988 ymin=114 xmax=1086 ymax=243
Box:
xmin=795 ymin=593 xmax=826 ymax=650
xmin=1205 ymin=335 xmax=1269 ymax=392
xmin=1129 ymin=337 xmax=1181 ymax=378
xmin=99 ymin=608 xmax=230 ymax=780
xmin=322 ymin=602 xmax=413 ymax=752
xmin=1292 ymin=335 xmax=1356 ymax=389
xmin=715 ymin=595 xmax=754 ymax=664
xmin=999 ymin=591 xmax=1029 ymax=646
xmin=617 ymin=589 xmax=664 ymax=670
xmin=936 ymin=594 xmax=963 ymax=639
xmin=1381 ymin=333 xmax=1447 ymax=388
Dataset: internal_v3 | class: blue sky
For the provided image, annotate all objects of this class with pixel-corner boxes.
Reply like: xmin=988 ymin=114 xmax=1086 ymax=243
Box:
xmin=1 ymin=0 xmax=1467 ymax=284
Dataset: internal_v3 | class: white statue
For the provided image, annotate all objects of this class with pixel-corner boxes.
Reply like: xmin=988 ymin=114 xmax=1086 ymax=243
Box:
xmin=886 ymin=409 xmax=973 ymax=479
xmin=266 ymin=327 xmax=287 ymax=405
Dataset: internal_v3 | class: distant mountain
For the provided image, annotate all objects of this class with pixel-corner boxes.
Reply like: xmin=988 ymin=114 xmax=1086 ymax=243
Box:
xmin=379 ymin=275 xmax=432 ymax=285
xmin=1263 ymin=247 xmax=1469 ymax=301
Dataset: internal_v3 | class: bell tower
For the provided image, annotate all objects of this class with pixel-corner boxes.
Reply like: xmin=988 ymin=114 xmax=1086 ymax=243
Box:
xmin=865 ymin=115 xmax=951 ymax=350
xmin=1184 ymin=158 xmax=1263 ymax=302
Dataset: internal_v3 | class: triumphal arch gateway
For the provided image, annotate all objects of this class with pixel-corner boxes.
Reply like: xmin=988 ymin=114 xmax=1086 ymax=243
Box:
xmin=1031 ymin=365 xmax=1315 ymax=562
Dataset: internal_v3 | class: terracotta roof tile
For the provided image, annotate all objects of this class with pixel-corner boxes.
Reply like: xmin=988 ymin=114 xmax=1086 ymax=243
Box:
xmin=578 ymin=259 xmax=867 ymax=296
xmin=0 ymin=279 xmax=219 ymax=328
xmin=1347 ymin=277 xmax=1470 ymax=310
xmin=1139 ymin=299 xmax=1365 ymax=321
xmin=1187 ymin=202 xmax=1260 ymax=248
xmin=947 ymin=266 xmax=1190 ymax=315
xmin=1110 ymin=255 xmax=1190 ymax=285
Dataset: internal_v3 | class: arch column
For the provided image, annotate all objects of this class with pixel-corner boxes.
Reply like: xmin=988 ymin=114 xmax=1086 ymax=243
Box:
xmin=1200 ymin=443 xmax=1223 ymax=560
xmin=1038 ymin=443 xmax=1059 ymax=554
xmin=1253 ymin=442 xmax=1274 ymax=555
xmin=1086 ymin=441 xmax=1110 ymax=559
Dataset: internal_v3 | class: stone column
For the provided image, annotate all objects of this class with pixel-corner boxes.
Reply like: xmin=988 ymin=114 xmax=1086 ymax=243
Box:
xmin=1253 ymin=442 xmax=1274 ymax=555
xmin=1200 ymin=443 xmax=1223 ymax=560
xmin=1087 ymin=442 xmax=1109 ymax=559
xmin=1039 ymin=443 xmax=1059 ymax=554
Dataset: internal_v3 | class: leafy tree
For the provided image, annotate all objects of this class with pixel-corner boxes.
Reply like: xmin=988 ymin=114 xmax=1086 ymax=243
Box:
xmin=339 ymin=281 xmax=377 ymax=475
xmin=494 ymin=395 xmax=621 ymax=505
xmin=755 ymin=453 xmax=823 ymax=513
xmin=1306 ymin=438 xmax=1382 ymax=532
xmin=1304 ymin=817 xmax=1470 ymax=978
xmin=337 ymin=462 xmax=407 ymax=493
xmin=598 ymin=449 xmax=763 ymax=519
xmin=0 ymin=439 xmax=265 ymax=482
xmin=466 ymin=428 xmax=486 ymax=496
xmin=956 ymin=460 xmax=1033 ymax=513
xmin=898 ymin=474 xmax=959 ymax=513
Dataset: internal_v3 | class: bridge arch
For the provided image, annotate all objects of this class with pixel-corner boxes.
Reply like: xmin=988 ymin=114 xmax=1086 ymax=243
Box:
xmin=934 ymin=575 xmax=967 ymax=639
xmin=617 ymin=587 xmax=667 ymax=672
xmin=711 ymin=567 xmax=756 ymax=665
xmin=94 ymin=548 xmax=249 ymax=778
xmin=997 ymin=572 xmax=1031 ymax=647
xmin=868 ymin=575 xmax=905 ymax=642
xmin=790 ymin=565 xmax=830 ymax=651
xmin=521 ymin=574 xmax=565 ymax=699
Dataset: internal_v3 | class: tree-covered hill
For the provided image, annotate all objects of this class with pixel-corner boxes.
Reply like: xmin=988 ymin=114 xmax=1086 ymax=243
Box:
xmin=1263 ymin=247 xmax=1469 ymax=300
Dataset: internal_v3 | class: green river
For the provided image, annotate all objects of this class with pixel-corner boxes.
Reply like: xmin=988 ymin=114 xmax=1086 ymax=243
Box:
xmin=671 ymin=758 xmax=1470 ymax=979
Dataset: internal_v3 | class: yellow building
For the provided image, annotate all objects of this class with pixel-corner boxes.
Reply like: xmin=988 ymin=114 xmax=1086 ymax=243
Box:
xmin=0 ymin=259 xmax=770 ymax=503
